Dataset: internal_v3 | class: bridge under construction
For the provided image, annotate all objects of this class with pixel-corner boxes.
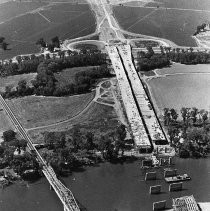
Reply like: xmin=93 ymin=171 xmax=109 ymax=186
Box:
xmin=107 ymin=44 xmax=169 ymax=153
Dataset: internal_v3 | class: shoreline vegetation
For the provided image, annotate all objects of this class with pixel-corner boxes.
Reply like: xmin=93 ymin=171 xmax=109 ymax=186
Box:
xmin=0 ymin=123 xmax=135 ymax=181
xmin=163 ymin=107 xmax=210 ymax=158
xmin=0 ymin=130 xmax=41 ymax=187
xmin=136 ymin=45 xmax=210 ymax=73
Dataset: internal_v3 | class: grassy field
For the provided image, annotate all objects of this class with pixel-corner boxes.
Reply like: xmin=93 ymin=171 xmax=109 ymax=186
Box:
xmin=0 ymin=1 xmax=47 ymax=23
xmin=28 ymin=102 xmax=120 ymax=143
xmin=0 ymin=73 xmax=36 ymax=92
xmin=151 ymin=0 xmax=210 ymax=10
xmin=114 ymin=3 xmax=210 ymax=46
xmin=55 ymin=66 xmax=98 ymax=86
xmin=0 ymin=111 xmax=14 ymax=134
xmin=0 ymin=2 xmax=96 ymax=60
xmin=7 ymin=92 xmax=95 ymax=129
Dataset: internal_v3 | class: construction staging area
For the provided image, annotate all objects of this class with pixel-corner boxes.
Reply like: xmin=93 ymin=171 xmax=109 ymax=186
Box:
xmin=107 ymin=44 xmax=168 ymax=153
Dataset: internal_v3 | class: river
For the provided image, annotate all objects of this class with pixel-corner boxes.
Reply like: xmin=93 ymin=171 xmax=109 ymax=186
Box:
xmin=1 ymin=157 xmax=210 ymax=211
xmin=146 ymin=63 xmax=210 ymax=114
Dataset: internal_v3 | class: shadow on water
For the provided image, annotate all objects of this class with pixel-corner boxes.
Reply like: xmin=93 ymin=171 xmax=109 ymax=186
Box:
xmin=77 ymin=200 xmax=89 ymax=211
xmin=109 ymin=156 xmax=138 ymax=164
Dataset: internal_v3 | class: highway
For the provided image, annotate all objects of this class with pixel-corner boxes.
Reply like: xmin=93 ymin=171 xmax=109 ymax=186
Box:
xmin=117 ymin=45 xmax=168 ymax=145
xmin=107 ymin=46 xmax=151 ymax=151
xmin=0 ymin=95 xmax=80 ymax=211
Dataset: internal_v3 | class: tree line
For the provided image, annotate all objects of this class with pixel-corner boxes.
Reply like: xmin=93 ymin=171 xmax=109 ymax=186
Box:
xmin=136 ymin=46 xmax=210 ymax=72
xmin=0 ymin=49 xmax=107 ymax=77
xmin=0 ymin=130 xmax=40 ymax=177
xmin=36 ymin=36 xmax=60 ymax=52
xmin=41 ymin=124 xmax=128 ymax=175
xmin=136 ymin=46 xmax=171 ymax=72
xmin=2 ymin=63 xmax=112 ymax=98
xmin=163 ymin=107 xmax=210 ymax=158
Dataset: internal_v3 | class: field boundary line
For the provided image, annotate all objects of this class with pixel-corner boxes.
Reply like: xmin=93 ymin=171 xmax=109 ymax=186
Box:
xmin=127 ymin=9 xmax=158 ymax=30
xmin=37 ymin=11 xmax=52 ymax=23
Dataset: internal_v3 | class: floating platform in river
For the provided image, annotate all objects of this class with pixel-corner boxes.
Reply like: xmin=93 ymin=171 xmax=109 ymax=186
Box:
xmin=165 ymin=174 xmax=191 ymax=183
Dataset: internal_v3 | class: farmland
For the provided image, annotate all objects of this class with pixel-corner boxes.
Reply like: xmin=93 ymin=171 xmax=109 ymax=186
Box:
xmin=7 ymin=92 xmax=95 ymax=129
xmin=114 ymin=0 xmax=210 ymax=46
xmin=0 ymin=1 xmax=96 ymax=60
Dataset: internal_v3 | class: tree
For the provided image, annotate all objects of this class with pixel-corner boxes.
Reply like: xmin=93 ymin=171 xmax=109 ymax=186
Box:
xmin=45 ymin=53 xmax=50 ymax=60
xmin=36 ymin=38 xmax=46 ymax=48
xmin=18 ymin=139 xmax=27 ymax=150
xmin=163 ymin=108 xmax=171 ymax=126
xmin=47 ymin=43 xmax=54 ymax=52
xmin=85 ymin=132 xmax=95 ymax=151
xmin=190 ymin=107 xmax=198 ymax=123
xmin=0 ymin=146 xmax=4 ymax=157
xmin=67 ymin=50 xmax=72 ymax=57
xmin=3 ymin=130 xmax=16 ymax=142
xmin=44 ymin=132 xmax=55 ymax=149
xmin=146 ymin=46 xmax=154 ymax=57
xmin=17 ymin=79 xmax=27 ymax=95
xmin=160 ymin=46 xmax=165 ymax=55
xmin=187 ymin=128 xmax=204 ymax=143
xmin=32 ymin=63 xmax=57 ymax=96
xmin=16 ymin=56 xmax=22 ymax=64
xmin=97 ymin=134 xmax=115 ymax=159
xmin=51 ymin=36 xmax=60 ymax=48
xmin=170 ymin=108 xmax=178 ymax=122
xmin=71 ymin=126 xmax=82 ymax=151
xmin=1 ymin=42 xmax=8 ymax=50
xmin=4 ymin=85 xmax=14 ymax=98
xmin=199 ymin=109 xmax=208 ymax=127
xmin=181 ymin=107 xmax=189 ymax=123
xmin=115 ymin=124 xmax=126 ymax=155
xmin=55 ymin=134 xmax=66 ymax=149
xmin=0 ymin=37 xmax=5 ymax=43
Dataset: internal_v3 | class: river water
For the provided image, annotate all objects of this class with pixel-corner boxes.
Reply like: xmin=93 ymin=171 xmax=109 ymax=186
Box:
xmin=1 ymin=157 xmax=210 ymax=211
xmin=147 ymin=64 xmax=210 ymax=114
